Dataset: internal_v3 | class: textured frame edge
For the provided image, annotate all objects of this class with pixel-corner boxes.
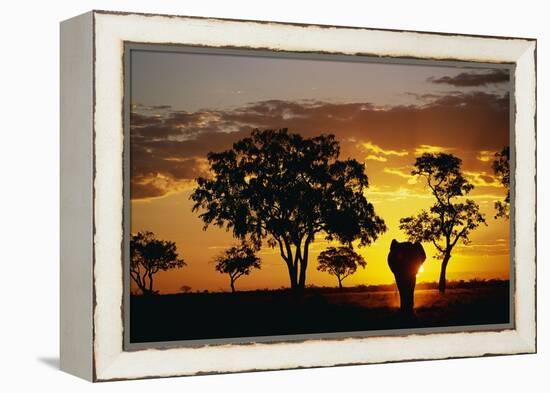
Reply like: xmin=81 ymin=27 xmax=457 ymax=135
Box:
xmin=60 ymin=11 xmax=95 ymax=381
xmin=123 ymin=43 xmax=518 ymax=352
xmin=59 ymin=10 xmax=536 ymax=382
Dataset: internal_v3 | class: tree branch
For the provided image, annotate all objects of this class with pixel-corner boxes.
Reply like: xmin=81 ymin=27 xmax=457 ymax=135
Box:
xmin=432 ymin=239 xmax=444 ymax=253
xmin=426 ymin=175 xmax=446 ymax=207
xmin=282 ymin=237 xmax=294 ymax=269
xmin=451 ymin=226 xmax=468 ymax=248
xmin=275 ymin=237 xmax=287 ymax=261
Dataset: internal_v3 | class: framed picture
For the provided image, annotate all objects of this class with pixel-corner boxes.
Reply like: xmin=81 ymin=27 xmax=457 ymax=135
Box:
xmin=60 ymin=10 xmax=537 ymax=381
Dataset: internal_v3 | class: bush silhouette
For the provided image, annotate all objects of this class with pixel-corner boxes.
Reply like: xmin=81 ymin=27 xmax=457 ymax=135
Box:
xmin=130 ymin=231 xmax=186 ymax=295
xmin=214 ymin=243 xmax=261 ymax=292
xmin=317 ymin=246 xmax=366 ymax=289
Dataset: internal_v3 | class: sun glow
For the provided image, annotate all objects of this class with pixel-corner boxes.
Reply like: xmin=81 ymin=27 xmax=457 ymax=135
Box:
xmin=128 ymin=52 xmax=512 ymax=294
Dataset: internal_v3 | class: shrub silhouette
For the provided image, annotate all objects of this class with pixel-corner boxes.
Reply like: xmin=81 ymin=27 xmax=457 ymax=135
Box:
xmin=317 ymin=246 xmax=366 ymax=289
xmin=214 ymin=243 xmax=261 ymax=292
xmin=130 ymin=231 xmax=186 ymax=295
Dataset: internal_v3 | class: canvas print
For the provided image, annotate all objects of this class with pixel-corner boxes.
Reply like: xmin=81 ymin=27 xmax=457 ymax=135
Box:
xmin=126 ymin=46 xmax=512 ymax=345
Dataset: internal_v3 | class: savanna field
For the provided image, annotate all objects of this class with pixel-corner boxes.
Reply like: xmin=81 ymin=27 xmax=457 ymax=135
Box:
xmin=130 ymin=280 xmax=510 ymax=343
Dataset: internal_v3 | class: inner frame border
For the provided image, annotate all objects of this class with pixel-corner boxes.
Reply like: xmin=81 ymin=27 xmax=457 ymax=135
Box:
xmin=122 ymin=42 xmax=517 ymax=352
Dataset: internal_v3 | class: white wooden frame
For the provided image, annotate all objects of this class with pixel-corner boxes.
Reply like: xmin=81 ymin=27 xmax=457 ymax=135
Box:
xmin=60 ymin=10 xmax=536 ymax=382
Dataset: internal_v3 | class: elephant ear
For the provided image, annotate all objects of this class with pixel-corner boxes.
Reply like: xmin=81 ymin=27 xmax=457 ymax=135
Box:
xmin=390 ymin=239 xmax=398 ymax=251
xmin=414 ymin=241 xmax=426 ymax=262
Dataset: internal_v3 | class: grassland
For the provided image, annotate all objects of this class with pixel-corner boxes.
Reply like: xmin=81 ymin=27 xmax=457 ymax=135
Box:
xmin=129 ymin=280 xmax=510 ymax=343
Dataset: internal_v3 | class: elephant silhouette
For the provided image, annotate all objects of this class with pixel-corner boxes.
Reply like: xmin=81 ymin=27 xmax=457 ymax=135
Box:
xmin=387 ymin=239 xmax=426 ymax=316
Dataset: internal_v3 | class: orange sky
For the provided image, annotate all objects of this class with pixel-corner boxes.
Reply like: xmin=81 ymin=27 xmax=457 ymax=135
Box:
xmin=129 ymin=49 xmax=511 ymax=294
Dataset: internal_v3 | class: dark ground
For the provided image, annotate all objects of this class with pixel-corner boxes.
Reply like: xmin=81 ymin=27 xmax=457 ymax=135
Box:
xmin=129 ymin=281 xmax=510 ymax=343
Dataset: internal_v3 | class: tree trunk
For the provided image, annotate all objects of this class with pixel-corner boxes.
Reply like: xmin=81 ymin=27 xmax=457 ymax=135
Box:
xmin=147 ymin=272 xmax=154 ymax=294
xmin=279 ymin=239 xmax=310 ymax=293
xmin=296 ymin=238 xmax=311 ymax=292
xmin=439 ymin=253 xmax=451 ymax=294
xmin=286 ymin=263 xmax=298 ymax=290
xmin=132 ymin=274 xmax=147 ymax=295
xmin=230 ymin=279 xmax=235 ymax=293
xmin=298 ymin=259 xmax=307 ymax=290
xmin=280 ymin=244 xmax=298 ymax=291
xmin=338 ymin=278 xmax=343 ymax=290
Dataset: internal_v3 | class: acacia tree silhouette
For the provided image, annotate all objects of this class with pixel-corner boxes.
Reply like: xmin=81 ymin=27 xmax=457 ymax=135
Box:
xmin=214 ymin=243 xmax=261 ymax=292
xmin=399 ymin=153 xmax=486 ymax=294
xmin=191 ymin=128 xmax=386 ymax=292
xmin=317 ymin=246 xmax=366 ymax=289
xmin=130 ymin=231 xmax=186 ymax=295
xmin=493 ymin=146 xmax=510 ymax=219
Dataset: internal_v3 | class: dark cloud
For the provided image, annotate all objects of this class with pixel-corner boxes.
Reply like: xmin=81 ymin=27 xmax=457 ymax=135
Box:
xmin=428 ymin=69 xmax=509 ymax=87
xmin=132 ymin=124 xmax=187 ymax=139
xmin=130 ymin=112 xmax=163 ymax=127
xmin=131 ymin=178 xmax=169 ymax=200
xmin=163 ymin=111 xmax=210 ymax=127
xmin=130 ymin=91 xmax=509 ymax=199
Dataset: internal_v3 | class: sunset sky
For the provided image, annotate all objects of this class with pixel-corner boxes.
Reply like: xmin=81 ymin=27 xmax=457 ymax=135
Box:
xmin=129 ymin=49 xmax=511 ymax=294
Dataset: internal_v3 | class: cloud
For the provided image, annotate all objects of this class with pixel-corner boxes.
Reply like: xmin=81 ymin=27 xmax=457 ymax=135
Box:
xmin=477 ymin=150 xmax=497 ymax=162
xmin=130 ymin=112 xmax=164 ymax=128
xmin=130 ymin=91 xmax=509 ymax=199
xmin=365 ymin=186 xmax=432 ymax=202
xmin=132 ymin=174 xmax=197 ymax=200
xmin=206 ymin=245 xmax=232 ymax=250
xmin=463 ymin=170 xmax=501 ymax=188
xmin=429 ymin=69 xmax=509 ymax=87
xmin=414 ymin=144 xmax=453 ymax=155
xmin=466 ymin=193 xmax=507 ymax=201
xmin=365 ymin=154 xmax=388 ymax=162
xmin=130 ymin=153 xmax=210 ymax=199
xmin=383 ymin=167 xmax=417 ymax=184
xmin=454 ymin=242 xmax=510 ymax=256
xmin=360 ymin=141 xmax=408 ymax=157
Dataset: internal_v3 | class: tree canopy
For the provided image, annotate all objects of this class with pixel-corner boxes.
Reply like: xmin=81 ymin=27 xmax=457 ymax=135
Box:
xmin=317 ymin=246 xmax=367 ymax=289
xmin=399 ymin=153 xmax=486 ymax=293
xmin=214 ymin=242 xmax=261 ymax=292
xmin=130 ymin=231 xmax=186 ymax=295
xmin=492 ymin=146 xmax=510 ymax=219
xmin=191 ymin=128 xmax=386 ymax=291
